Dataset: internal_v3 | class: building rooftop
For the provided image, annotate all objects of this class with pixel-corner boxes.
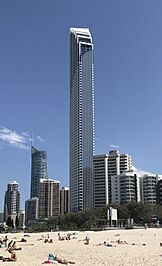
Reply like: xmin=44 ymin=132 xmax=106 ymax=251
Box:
xmin=9 ymin=180 xmax=18 ymax=185
xmin=40 ymin=178 xmax=60 ymax=184
xmin=70 ymin=27 xmax=90 ymax=35
xmin=61 ymin=187 xmax=69 ymax=190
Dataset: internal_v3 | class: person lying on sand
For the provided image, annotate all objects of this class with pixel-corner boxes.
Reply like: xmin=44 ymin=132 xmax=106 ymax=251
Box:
xmin=43 ymin=254 xmax=75 ymax=265
xmin=19 ymin=238 xmax=27 ymax=243
xmin=55 ymin=256 xmax=75 ymax=265
xmin=116 ymin=239 xmax=128 ymax=244
xmin=132 ymin=243 xmax=146 ymax=246
xmin=93 ymin=241 xmax=114 ymax=247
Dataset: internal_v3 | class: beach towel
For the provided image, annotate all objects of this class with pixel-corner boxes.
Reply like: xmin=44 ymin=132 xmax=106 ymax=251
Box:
xmin=43 ymin=259 xmax=58 ymax=264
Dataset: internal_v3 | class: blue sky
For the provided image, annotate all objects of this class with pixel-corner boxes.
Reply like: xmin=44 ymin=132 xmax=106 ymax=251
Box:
xmin=0 ymin=0 xmax=162 ymax=210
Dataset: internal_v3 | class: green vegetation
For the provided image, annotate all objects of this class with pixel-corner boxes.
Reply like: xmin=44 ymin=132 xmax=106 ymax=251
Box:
xmin=26 ymin=203 xmax=162 ymax=232
xmin=6 ymin=216 xmax=14 ymax=228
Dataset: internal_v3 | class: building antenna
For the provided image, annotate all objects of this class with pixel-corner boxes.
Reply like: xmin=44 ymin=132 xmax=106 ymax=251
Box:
xmin=29 ymin=132 xmax=34 ymax=199
xmin=31 ymin=132 xmax=33 ymax=149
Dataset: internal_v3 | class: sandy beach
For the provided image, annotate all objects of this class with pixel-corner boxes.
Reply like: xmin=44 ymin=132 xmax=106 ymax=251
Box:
xmin=0 ymin=228 xmax=162 ymax=265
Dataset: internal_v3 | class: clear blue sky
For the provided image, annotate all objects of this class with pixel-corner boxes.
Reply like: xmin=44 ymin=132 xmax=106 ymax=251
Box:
xmin=0 ymin=0 xmax=162 ymax=211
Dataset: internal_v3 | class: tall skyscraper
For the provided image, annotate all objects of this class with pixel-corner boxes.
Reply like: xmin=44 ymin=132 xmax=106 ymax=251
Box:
xmin=30 ymin=146 xmax=48 ymax=198
xmin=39 ymin=179 xmax=60 ymax=219
xmin=4 ymin=180 xmax=20 ymax=222
xmin=70 ymin=27 xmax=95 ymax=212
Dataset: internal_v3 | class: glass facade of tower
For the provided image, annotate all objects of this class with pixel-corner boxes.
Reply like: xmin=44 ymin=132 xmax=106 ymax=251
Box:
xmin=70 ymin=27 xmax=94 ymax=212
xmin=30 ymin=146 xmax=48 ymax=198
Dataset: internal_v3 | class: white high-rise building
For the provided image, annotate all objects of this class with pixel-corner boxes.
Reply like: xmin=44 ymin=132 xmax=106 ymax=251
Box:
xmin=120 ymin=153 xmax=132 ymax=173
xmin=69 ymin=27 xmax=95 ymax=212
xmin=108 ymin=150 xmax=132 ymax=202
xmin=4 ymin=180 xmax=20 ymax=222
xmin=111 ymin=171 xmax=141 ymax=205
xmin=93 ymin=150 xmax=132 ymax=207
xmin=140 ymin=174 xmax=159 ymax=204
xmin=156 ymin=178 xmax=162 ymax=205
xmin=108 ymin=150 xmax=132 ymax=176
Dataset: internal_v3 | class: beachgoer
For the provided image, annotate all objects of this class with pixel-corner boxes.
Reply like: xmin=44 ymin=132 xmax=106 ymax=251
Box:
xmin=55 ymin=255 xmax=75 ymax=265
xmin=10 ymin=241 xmax=22 ymax=251
xmin=66 ymin=233 xmax=71 ymax=240
xmin=6 ymin=240 xmax=13 ymax=251
xmin=84 ymin=235 xmax=90 ymax=245
xmin=78 ymin=235 xmax=90 ymax=245
xmin=43 ymin=254 xmax=58 ymax=263
xmin=43 ymin=254 xmax=75 ymax=265
xmin=20 ymin=238 xmax=27 ymax=242
xmin=72 ymin=232 xmax=79 ymax=240
xmin=3 ymin=236 xmax=8 ymax=248
xmin=93 ymin=241 xmax=106 ymax=246
xmin=116 ymin=239 xmax=128 ymax=244
xmin=58 ymin=233 xmax=65 ymax=241
xmin=2 ymin=250 xmax=17 ymax=262
xmin=94 ymin=241 xmax=113 ymax=247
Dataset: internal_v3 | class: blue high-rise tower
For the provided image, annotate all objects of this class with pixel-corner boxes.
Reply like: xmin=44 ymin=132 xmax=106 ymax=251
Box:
xmin=30 ymin=146 xmax=48 ymax=198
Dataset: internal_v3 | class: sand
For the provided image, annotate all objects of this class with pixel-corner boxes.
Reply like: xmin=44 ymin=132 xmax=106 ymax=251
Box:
xmin=0 ymin=228 xmax=162 ymax=265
